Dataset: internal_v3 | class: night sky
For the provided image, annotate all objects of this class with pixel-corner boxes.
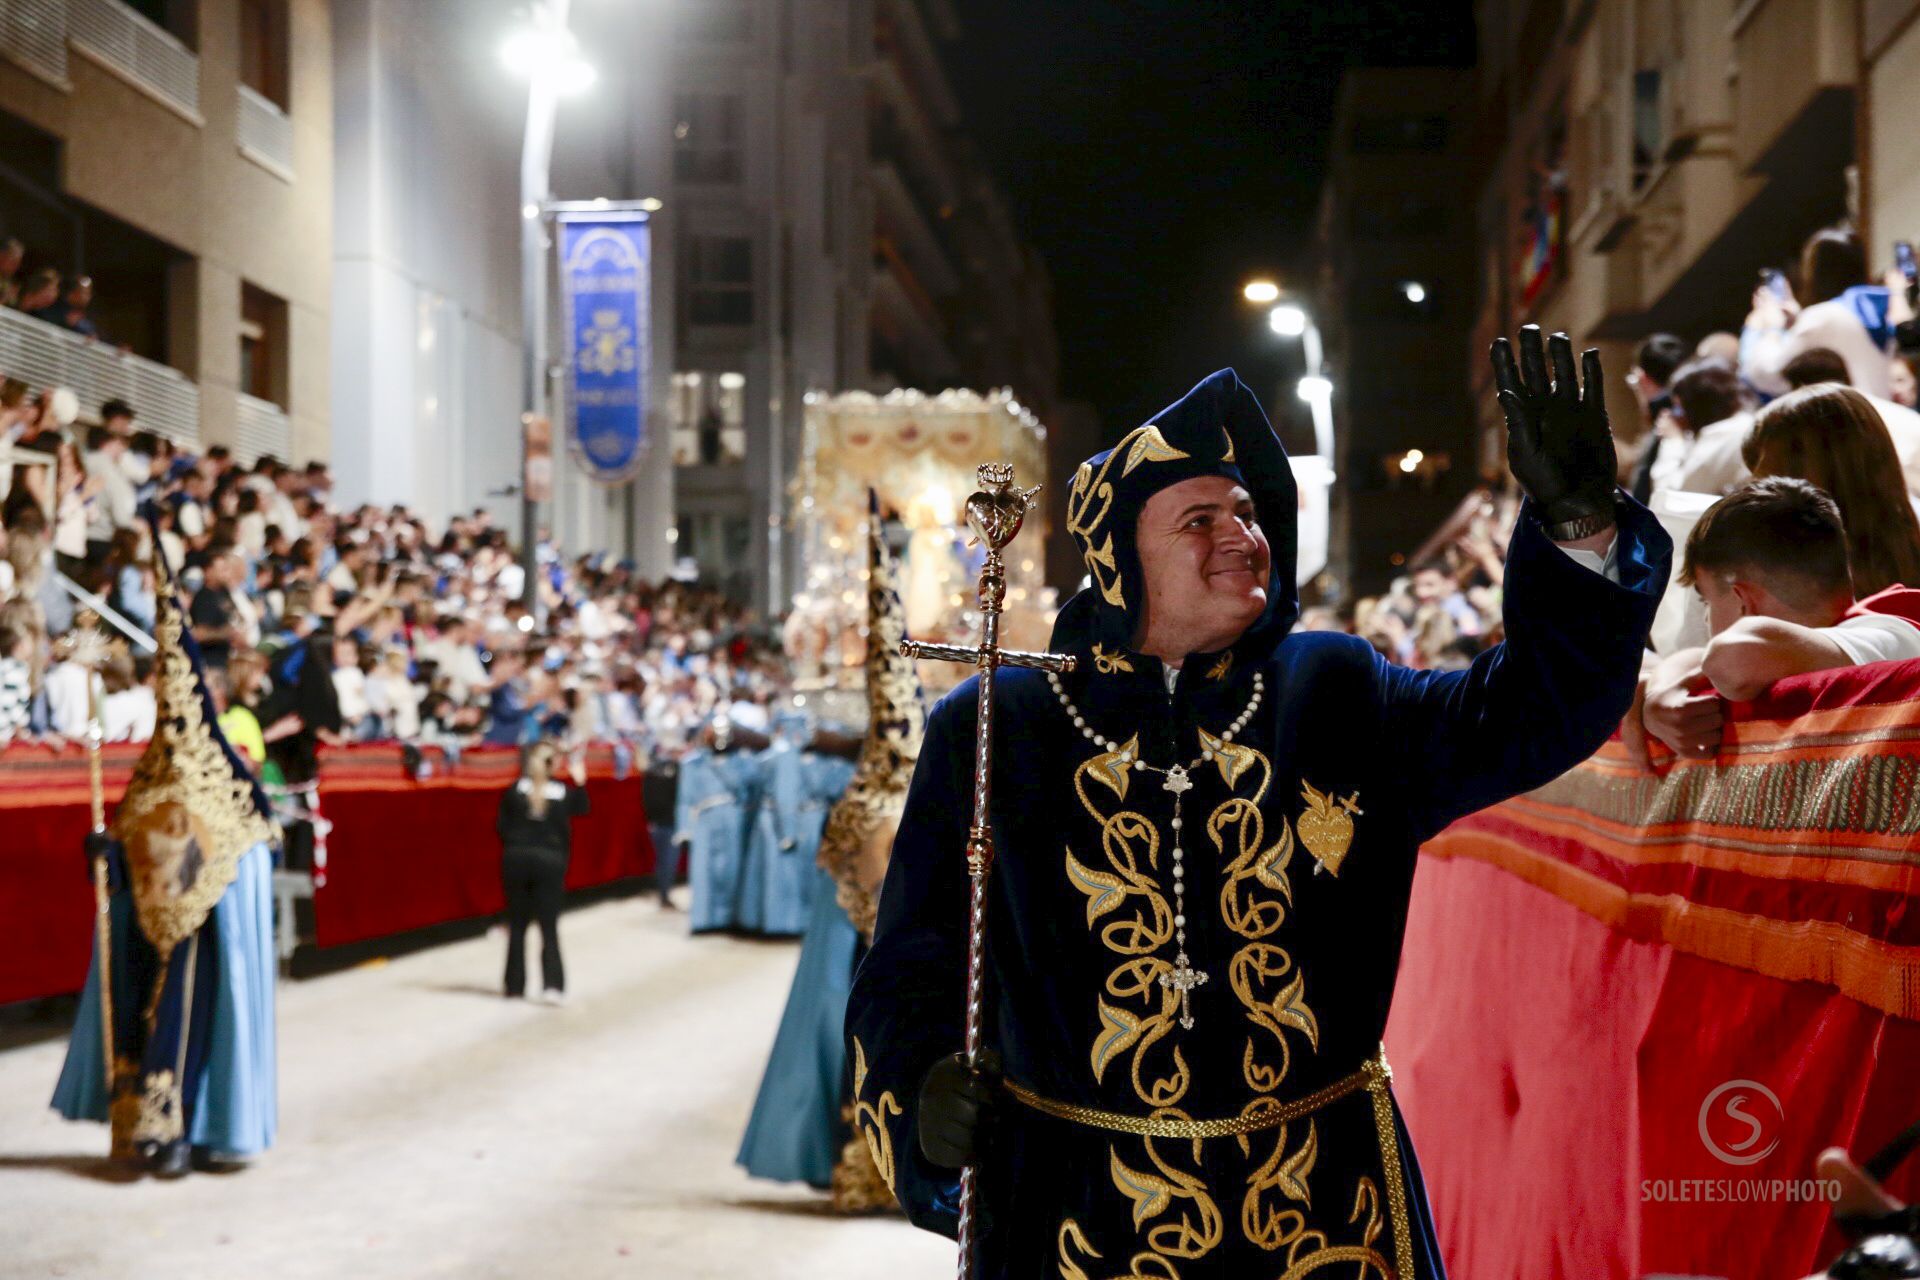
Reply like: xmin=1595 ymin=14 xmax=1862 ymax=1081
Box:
xmin=949 ymin=1 xmax=1476 ymax=439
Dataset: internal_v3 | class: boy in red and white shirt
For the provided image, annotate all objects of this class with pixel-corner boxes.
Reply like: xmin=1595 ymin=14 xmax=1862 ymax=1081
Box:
xmin=1640 ymin=476 xmax=1920 ymax=758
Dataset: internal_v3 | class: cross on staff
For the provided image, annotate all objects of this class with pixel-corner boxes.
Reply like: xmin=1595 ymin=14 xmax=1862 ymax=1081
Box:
xmin=898 ymin=461 xmax=1076 ymax=1280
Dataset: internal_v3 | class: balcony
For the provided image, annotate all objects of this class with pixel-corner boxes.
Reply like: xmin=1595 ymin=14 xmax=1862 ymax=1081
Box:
xmin=0 ymin=0 xmax=69 ymax=85
xmin=0 ymin=305 xmax=198 ymax=444
xmin=869 ymin=61 xmax=958 ymax=212
xmin=871 ymin=159 xmax=958 ymax=297
xmin=1728 ymin=0 xmax=1854 ymax=177
xmin=237 ymin=83 xmax=293 ymax=178
xmin=70 ymin=0 xmax=198 ymax=121
xmin=871 ymin=246 xmax=957 ymax=383
xmin=234 ymin=390 xmax=290 ymax=465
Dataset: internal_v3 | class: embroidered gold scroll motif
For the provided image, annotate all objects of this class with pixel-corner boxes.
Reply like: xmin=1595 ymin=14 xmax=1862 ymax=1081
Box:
xmin=849 ymin=1038 xmax=901 ymax=1195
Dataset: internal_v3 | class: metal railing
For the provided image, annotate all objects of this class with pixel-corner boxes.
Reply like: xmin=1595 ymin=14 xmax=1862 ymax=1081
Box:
xmin=69 ymin=0 xmax=197 ymax=118
xmin=0 ymin=0 xmax=68 ymax=84
xmin=236 ymin=82 xmax=292 ymax=176
xmin=0 ymin=306 xmax=200 ymax=445
xmin=234 ymin=391 xmax=291 ymax=466
xmin=54 ymin=571 xmax=156 ymax=653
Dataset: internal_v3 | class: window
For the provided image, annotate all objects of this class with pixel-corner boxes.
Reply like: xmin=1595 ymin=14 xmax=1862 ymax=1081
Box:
xmin=1631 ymin=68 xmax=1663 ymax=191
xmin=674 ymin=1 xmax=750 ymax=44
xmin=687 ymin=236 xmax=753 ymax=327
xmin=238 ymin=0 xmax=289 ymax=108
xmin=239 ymin=282 xmax=288 ymax=406
xmin=124 ymin=0 xmax=197 ymax=48
xmin=673 ymin=92 xmax=744 ymax=185
xmin=670 ymin=371 xmax=747 ymax=466
xmin=1348 ymin=114 xmax=1450 ymax=155
xmin=1348 ymin=195 xmax=1449 ymax=240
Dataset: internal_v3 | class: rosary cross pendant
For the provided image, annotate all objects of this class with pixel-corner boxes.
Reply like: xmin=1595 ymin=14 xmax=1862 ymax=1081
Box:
xmin=1160 ymin=952 xmax=1209 ymax=1031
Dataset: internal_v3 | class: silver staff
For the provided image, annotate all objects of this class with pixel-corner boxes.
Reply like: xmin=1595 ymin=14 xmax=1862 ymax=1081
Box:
xmin=899 ymin=462 xmax=1076 ymax=1277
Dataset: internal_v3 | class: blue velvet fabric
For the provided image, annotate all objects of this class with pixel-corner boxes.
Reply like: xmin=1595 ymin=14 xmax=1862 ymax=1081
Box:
xmin=735 ymin=862 xmax=861 ymax=1187
xmin=846 ymin=497 xmax=1671 ymax=1276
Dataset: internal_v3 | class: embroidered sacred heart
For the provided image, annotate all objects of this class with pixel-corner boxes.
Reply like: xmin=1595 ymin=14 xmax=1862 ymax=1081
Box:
xmin=964 ymin=462 xmax=1040 ymax=551
xmin=1297 ymin=780 xmax=1362 ymax=877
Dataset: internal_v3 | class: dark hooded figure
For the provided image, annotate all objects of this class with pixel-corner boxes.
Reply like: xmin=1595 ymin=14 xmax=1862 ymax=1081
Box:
xmin=846 ymin=329 xmax=1672 ymax=1276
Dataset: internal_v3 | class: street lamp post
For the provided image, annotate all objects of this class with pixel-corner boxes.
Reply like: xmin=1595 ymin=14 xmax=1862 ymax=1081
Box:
xmin=1265 ymin=301 xmax=1334 ymax=465
xmin=1248 ymin=286 xmax=1338 ymax=587
xmin=504 ymin=0 xmax=593 ymax=612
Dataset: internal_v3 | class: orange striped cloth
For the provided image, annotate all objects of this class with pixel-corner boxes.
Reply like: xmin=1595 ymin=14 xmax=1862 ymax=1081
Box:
xmin=1427 ymin=657 xmax=1920 ymax=1019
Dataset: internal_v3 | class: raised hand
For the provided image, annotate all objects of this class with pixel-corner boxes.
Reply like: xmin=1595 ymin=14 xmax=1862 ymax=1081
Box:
xmin=1489 ymin=325 xmax=1619 ymax=541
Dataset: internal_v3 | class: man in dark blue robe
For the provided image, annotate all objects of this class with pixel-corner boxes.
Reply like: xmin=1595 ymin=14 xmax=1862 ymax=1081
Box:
xmin=846 ymin=329 xmax=1671 ymax=1276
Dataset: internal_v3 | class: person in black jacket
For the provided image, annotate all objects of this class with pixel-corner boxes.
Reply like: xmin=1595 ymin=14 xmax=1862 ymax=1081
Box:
xmin=496 ymin=740 xmax=589 ymax=1003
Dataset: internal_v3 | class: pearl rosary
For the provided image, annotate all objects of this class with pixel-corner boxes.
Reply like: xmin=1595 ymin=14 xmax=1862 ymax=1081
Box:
xmin=1045 ymin=665 xmax=1265 ymax=1030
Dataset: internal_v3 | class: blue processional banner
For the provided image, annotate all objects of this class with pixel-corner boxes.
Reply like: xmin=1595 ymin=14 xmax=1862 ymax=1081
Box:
xmin=557 ymin=211 xmax=651 ymax=481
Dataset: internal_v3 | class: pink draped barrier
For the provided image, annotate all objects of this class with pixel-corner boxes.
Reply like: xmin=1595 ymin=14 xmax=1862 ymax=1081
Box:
xmin=1387 ymin=658 xmax=1920 ymax=1279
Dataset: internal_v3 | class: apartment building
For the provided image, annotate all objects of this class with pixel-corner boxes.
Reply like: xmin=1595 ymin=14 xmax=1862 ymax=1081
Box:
xmin=1315 ymin=68 xmax=1477 ymax=597
xmin=669 ymin=0 xmax=1061 ymax=610
xmin=0 ymin=0 xmax=328 ymax=464
xmin=329 ymin=0 xmax=677 ymax=569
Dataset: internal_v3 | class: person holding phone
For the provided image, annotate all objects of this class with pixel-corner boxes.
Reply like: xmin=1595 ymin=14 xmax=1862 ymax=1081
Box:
xmin=496 ymin=739 xmax=589 ymax=1004
xmin=1743 ymin=227 xmax=1897 ymax=398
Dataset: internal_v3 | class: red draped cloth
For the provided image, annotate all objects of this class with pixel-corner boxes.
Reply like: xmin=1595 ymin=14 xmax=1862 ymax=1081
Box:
xmin=0 ymin=743 xmax=653 ymax=1003
xmin=1388 ymin=658 xmax=1920 ymax=1280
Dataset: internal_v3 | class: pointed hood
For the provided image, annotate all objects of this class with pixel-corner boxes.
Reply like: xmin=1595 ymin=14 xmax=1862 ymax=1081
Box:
xmin=1053 ymin=368 xmax=1298 ymax=670
xmin=112 ymin=543 xmax=275 ymax=958
xmin=817 ymin=491 xmax=928 ymax=940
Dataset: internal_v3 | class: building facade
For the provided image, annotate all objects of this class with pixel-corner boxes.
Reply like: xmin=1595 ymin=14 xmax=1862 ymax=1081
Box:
xmin=668 ymin=0 xmax=1060 ymax=612
xmin=1466 ymin=0 xmax=1875 ymax=489
xmin=330 ymin=0 xmax=677 ymax=572
xmin=1315 ymin=68 xmax=1477 ymax=598
xmin=0 ymin=0 xmax=328 ymax=464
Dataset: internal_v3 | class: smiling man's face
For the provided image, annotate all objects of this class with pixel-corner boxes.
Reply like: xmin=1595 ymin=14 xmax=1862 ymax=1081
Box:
xmin=1133 ymin=475 xmax=1271 ymax=661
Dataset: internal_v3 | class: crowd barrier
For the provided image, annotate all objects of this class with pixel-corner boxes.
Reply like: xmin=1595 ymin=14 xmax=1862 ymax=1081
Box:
xmin=0 ymin=743 xmax=655 ymax=1005
xmin=1388 ymin=658 xmax=1920 ymax=1280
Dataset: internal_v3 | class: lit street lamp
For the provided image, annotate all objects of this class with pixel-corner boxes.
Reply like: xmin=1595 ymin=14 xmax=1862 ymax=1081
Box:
xmin=502 ymin=0 xmax=593 ymax=611
xmin=1242 ymin=282 xmax=1339 ymax=586
xmin=1268 ymin=303 xmax=1308 ymax=338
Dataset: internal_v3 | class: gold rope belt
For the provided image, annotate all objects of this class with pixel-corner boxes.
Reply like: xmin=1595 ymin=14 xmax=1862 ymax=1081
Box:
xmin=1003 ymin=1048 xmax=1392 ymax=1141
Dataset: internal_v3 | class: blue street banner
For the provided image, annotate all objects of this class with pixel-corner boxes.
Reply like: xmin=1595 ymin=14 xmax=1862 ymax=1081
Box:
xmin=557 ymin=210 xmax=651 ymax=481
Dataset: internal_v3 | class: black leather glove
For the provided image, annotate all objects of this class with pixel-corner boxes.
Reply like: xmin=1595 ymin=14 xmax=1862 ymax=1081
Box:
xmin=1489 ymin=325 xmax=1619 ymax=540
xmin=917 ymin=1051 xmax=997 ymax=1170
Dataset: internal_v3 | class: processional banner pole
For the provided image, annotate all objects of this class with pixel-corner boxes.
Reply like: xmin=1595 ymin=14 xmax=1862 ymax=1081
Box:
xmin=898 ymin=463 xmax=1076 ymax=1277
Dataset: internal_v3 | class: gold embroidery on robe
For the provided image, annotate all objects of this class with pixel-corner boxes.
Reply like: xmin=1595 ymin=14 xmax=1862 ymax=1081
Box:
xmin=1296 ymin=780 xmax=1362 ymax=878
xmin=1093 ymin=644 xmax=1136 ymax=675
xmin=1067 ymin=424 xmax=1197 ymax=610
xmin=1121 ymin=425 xmax=1192 ymax=476
xmin=849 ymin=1038 xmax=901 ymax=1195
xmin=1061 ymin=718 xmax=1404 ymax=1272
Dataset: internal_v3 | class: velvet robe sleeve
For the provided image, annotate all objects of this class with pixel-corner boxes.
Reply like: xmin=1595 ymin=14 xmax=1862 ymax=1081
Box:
xmin=844 ymin=689 xmax=972 ymax=1238
xmin=1377 ymin=495 xmax=1672 ymax=843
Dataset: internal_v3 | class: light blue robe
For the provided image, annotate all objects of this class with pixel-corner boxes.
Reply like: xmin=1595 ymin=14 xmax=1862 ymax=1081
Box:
xmin=51 ymin=841 xmax=278 ymax=1157
xmin=735 ymin=862 xmax=860 ymax=1186
xmin=736 ymin=745 xmax=852 ymax=937
xmin=679 ymin=747 xmax=763 ymax=934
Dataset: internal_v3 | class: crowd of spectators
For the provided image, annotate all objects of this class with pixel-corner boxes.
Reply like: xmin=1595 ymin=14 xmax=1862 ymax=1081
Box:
xmin=1318 ymin=221 xmax=1920 ymax=767
xmin=0 ymin=238 xmax=105 ymax=341
xmin=0 ymin=396 xmax=792 ymax=788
